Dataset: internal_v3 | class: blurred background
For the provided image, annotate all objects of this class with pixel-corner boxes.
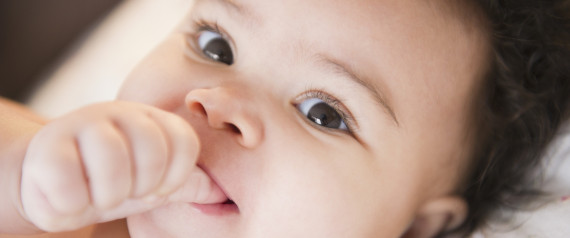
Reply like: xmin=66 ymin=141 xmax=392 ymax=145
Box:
xmin=0 ymin=0 xmax=193 ymax=117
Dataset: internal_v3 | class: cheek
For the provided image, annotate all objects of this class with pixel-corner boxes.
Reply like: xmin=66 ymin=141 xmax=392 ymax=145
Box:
xmin=250 ymin=139 xmax=410 ymax=237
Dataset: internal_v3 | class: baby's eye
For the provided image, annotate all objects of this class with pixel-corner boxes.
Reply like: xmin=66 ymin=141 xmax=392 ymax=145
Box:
xmin=197 ymin=30 xmax=234 ymax=65
xmin=297 ymin=98 xmax=348 ymax=131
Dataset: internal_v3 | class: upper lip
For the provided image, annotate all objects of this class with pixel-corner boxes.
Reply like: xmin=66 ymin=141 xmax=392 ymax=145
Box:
xmin=197 ymin=164 xmax=236 ymax=205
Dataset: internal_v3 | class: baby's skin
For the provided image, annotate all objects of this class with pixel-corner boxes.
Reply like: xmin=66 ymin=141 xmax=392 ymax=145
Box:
xmin=0 ymin=0 xmax=493 ymax=237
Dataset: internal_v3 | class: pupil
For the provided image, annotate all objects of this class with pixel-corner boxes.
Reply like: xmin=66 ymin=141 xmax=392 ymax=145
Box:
xmin=307 ymin=102 xmax=342 ymax=128
xmin=203 ymin=38 xmax=234 ymax=65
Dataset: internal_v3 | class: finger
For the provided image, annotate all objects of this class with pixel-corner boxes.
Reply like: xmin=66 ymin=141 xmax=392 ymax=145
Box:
xmin=146 ymin=109 xmax=200 ymax=196
xmin=94 ymin=170 xmax=225 ymax=225
xmin=21 ymin=181 xmax=70 ymax=231
xmin=23 ymin=133 xmax=90 ymax=216
xmin=95 ymin=168 xmax=225 ymax=223
xmin=113 ymin=111 xmax=169 ymax=198
xmin=21 ymin=181 xmax=97 ymax=232
xmin=95 ymin=198 xmax=167 ymax=224
xmin=78 ymin=122 xmax=132 ymax=210
xmin=169 ymin=167 xmax=226 ymax=204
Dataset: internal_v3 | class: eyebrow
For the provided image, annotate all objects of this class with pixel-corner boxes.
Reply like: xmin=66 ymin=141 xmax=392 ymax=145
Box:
xmin=216 ymin=0 xmax=243 ymax=12
xmin=317 ymin=55 xmax=399 ymax=126
xmin=212 ymin=0 xmax=253 ymax=20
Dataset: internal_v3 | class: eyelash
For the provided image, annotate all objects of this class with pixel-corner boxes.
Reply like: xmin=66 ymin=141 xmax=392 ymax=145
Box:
xmin=185 ymin=19 xmax=235 ymax=61
xmin=193 ymin=19 xmax=222 ymax=35
xmin=298 ymin=89 xmax=358 ymax=133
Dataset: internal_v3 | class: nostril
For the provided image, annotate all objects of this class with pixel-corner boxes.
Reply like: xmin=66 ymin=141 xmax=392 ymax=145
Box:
xmin=226 ymin=123 xmax=241 ymax=135
xmin=190 ymin=103 xmax=208 ymax=117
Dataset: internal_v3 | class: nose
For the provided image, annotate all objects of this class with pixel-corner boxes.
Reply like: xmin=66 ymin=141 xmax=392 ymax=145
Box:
xmin=185 ymin=87 xmax=264 ymax=148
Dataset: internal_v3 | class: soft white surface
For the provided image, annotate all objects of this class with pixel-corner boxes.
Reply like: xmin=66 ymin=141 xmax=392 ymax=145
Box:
xmin=542 ymin=125 xmax=570 ymax=196
xmin=27 ymin=0 xmax=194 ymax=118
xmin=471 ymin=124 xmax=570 ymax=237
xmin=472 ymin=199 xmax=570 ymax=237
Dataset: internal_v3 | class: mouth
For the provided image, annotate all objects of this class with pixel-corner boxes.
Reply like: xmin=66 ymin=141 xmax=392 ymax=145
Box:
xmin=191 ymin=165 xmax=240 ymax=216
xmin=191 ymin=198 xmax=239 ymax=216
xmin=223 ymin=198 xmax=236 ymax=205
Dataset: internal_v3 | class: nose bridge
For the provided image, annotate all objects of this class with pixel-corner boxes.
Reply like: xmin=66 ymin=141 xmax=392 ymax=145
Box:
xmin=185 ymin=86 xmax=264 ymax=148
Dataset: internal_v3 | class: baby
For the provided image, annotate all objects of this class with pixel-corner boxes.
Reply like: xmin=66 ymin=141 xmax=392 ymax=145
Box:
xmin=1 ymin=0 xmax=569 ymax=237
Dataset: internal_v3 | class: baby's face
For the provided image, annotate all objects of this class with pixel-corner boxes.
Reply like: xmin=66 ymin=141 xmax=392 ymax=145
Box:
xmin=118 ymin=0 xmax=489 ymax=237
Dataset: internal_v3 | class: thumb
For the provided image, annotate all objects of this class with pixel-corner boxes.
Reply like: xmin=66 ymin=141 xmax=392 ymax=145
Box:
xmin=167 ymin=167 xmax=227 ymax=204
xmin=96 ymin=167 xmax=226 ymax=223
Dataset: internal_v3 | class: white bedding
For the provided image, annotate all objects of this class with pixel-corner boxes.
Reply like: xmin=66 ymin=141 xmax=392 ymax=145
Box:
xmin=26 ymin=1 xmax=570 ymax=237
xmin=472 ymin=124 xmax=570 ymax=237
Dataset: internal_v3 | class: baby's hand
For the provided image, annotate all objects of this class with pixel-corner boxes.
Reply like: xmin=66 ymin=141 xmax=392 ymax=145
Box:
xmin=20 ymin=101 xmax=224 ymax=232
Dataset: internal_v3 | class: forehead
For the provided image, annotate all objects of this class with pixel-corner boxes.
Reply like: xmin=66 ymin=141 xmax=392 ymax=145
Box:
xmin=196 ymin=0 xmax=486 ymax=76
xmin=205 ymin=0 xmax=477 ymax=37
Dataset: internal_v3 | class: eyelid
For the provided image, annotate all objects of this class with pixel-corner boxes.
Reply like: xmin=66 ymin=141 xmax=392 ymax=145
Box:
xmin=295 ymin=90 xmax=359 ymax=134
xmin=194 ymin=19 xmax=222 ymax=34
xmin=184 ymin=19 xmax=237 ymax=64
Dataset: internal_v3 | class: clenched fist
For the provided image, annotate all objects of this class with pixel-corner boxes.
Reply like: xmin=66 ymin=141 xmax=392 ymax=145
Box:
xmin=20 ymin=102 xmax=225 ymax=232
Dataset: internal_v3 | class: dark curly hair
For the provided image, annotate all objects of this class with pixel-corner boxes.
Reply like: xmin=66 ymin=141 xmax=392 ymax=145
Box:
xmin=447 ymin=0 xmax=570 ymax=236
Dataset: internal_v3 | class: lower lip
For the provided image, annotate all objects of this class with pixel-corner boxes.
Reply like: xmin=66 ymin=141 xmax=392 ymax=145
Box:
xmin=190 ymin=203 xmax=239 ymax=216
